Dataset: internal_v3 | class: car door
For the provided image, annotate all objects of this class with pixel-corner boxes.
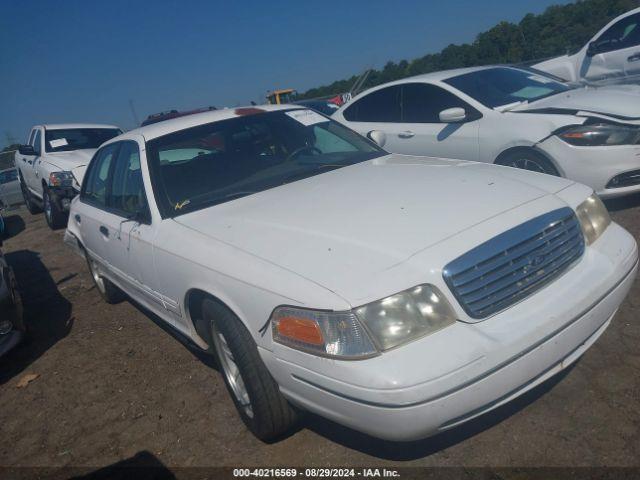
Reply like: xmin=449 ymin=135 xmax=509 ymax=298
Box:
xmin=580 ymin=12 xmax=640 ymax=80
xmin=99 ymin=139 xmax=170 ymax=322
xmin=23 ymin=129 xmax=41 ymax=195
xmin=75 ymin=142 xmax=120 ymax=266
xmin=30 ymin=129 xmax=45 ymax=198
xmin=392 ymin=83 xmax=480 ymax=160
xmin=341 ymin=83 xmax=480 ymax=160
xmin=18 ymin=129 xmax=36 ymax=187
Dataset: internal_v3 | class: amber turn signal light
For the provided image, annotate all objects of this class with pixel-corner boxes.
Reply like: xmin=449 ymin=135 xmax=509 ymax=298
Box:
xmin=276 ymin=316 xmax=324 ymax=346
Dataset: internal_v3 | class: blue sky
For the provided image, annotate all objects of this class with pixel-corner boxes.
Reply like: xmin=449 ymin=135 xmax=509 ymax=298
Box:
xmin=0 ymin=0 xmax=570 ymax=146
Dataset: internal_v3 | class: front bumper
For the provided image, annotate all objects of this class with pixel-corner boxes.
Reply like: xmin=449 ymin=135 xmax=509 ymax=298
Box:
xmin=540 ymin=137 xmax=640 ymax=199
xmin=263 ymin=223 xmax=638 ymax=441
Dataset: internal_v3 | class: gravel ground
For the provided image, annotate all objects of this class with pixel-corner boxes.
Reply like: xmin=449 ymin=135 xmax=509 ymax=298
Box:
xmin=0 ymin=195 xmax=639 ymax=475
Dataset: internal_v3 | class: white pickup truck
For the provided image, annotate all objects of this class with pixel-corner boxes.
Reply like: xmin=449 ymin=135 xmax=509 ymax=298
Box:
xmin=17 ymin=123 xmax=121 ymax=229
xmin=534 ymin=7 xmax=640 ymax=83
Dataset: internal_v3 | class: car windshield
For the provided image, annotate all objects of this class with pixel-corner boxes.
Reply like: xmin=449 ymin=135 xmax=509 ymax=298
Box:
xmin=146 ymin=109 xmax=384 ymax=217
xmin=45 ymin=128 xmax=121 ymax=153
xmin=444 ymin=67 xmax=571 ymax=108
xmin=0 ymin=169 xmax=18 ymax=184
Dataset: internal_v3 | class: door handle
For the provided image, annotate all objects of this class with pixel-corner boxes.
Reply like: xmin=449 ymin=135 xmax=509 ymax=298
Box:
xmin=99 ymin=226 xmax=109 ymax=238
xmin=27 ymin=160 xmax=33 ymax=165
xmin=628 ymin=52 xmax=640 ymax=62
xmin=398 ymin=131 xmax=415 ymax=139
xmin=74 ymin=214 xmax=81 ymax=224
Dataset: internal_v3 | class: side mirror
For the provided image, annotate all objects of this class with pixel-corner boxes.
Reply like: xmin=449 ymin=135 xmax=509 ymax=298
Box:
xmin=18 ymin=145 xmax=35 ymax=156
xmin=367 ymin=130 xmax=387 ymax=148
xmin=439 ymin=107 xmax=467 ymax=123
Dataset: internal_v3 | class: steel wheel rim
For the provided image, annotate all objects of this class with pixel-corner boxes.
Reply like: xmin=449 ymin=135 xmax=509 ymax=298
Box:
xmin=509 ymin=158 xmax=547 ymax=174
xmin=89 ymin=258 xmax=106 ymax=294
xmin=210 ymin=322 xmax=253 ymax=418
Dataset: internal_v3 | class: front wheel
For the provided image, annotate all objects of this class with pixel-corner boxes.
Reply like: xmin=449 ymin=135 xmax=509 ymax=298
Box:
xmin=203 ymin=299 xmax=299 ymax=441
xmin=43 ymin=187 xmax=68 ymax=230
xmin=496 ymin=150 xmax=560 ymax=176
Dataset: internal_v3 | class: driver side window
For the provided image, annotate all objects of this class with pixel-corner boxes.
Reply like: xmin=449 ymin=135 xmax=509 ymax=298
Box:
xmin=32 ymin=130 xmax=42 ymax=156
xmin=81 ymin=143 xmax=119 ymax=208
xmin=596 ymin=13 xmax=640 ymax=52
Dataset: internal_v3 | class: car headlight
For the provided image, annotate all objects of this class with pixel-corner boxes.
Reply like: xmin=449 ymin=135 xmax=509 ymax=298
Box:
xmin=556 ymin=124 xmax=640 ymax=146
xmin=576 ymin=194 xmax=611 ymax=245
xmin=49 ymin=171 xmax=74 ymax=187
xmin=271 ymin=284 xmax=457 ymax=358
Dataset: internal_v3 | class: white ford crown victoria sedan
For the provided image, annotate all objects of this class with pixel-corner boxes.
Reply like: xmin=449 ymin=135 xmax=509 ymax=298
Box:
xmin=65 ymin=105 xmax=637 ymax=441
xmin=333 ymin=66 xmax=640 ymax=199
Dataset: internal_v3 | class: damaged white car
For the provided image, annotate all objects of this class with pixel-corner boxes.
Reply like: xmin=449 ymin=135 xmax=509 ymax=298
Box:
xmin=65 ymin=106 xmax=637 ymax=441
xmin=333 ymin=66 xmax=640 ymax=198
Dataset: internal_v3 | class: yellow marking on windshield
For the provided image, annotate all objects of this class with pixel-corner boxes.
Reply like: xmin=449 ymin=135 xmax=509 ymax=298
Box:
xmin=175 ymin=199 xmax=191 ymax=210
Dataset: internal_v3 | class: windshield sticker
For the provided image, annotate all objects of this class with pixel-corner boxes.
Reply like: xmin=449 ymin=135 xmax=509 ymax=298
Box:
xmin=49 ymin=138 xmax=68 ymax=148
xmin=285 ymin=109 xmax=327 ymax=126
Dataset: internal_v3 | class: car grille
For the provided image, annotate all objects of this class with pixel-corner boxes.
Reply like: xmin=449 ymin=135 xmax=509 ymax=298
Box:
xmin=443 ymin=208 xmax=585 ymax=319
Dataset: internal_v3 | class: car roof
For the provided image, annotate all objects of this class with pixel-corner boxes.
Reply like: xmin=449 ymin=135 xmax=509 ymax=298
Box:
xmin=113 ymin=104 xmax=299 ymax=143
xmin=375 ymin=65 xmax=515 ymax=86
xmin=36 ymin=123 xmax=121 ymax=130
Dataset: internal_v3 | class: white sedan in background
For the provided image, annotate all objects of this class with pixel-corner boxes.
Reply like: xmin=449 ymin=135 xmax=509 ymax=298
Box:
xmin=65 ymin=105 xmax=637 ymax=441
xmin=333 ymin=66 xmax=640 ymax=198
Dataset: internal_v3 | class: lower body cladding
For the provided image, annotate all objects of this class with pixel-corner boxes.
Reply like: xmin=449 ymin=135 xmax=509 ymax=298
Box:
xmin=540 ymin=137 xmax=640 ymax=199
xmin=262 ymin=224 xmax=638 ymax=441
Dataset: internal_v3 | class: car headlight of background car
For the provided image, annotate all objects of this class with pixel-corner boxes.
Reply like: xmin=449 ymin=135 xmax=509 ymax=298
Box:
xmin=556 ymin=123 xmax=640 ymax=146
xmin=271 ymin=284 xmax=457 ymax=358
xmin=576 ymin=194 xmax=611 ymax=245
xmin=49 ymin=171 xmax=75 ymax=187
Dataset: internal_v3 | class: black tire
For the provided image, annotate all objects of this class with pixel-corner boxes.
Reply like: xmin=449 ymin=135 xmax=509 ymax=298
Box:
xmin=43 ymin=187 xmax=68 ymax=230
xmin=85 ymin=251 xmax=126 ymax=304
xmin=19 ymin=175 xmax=42 ymax=214
xmin=203 ymin=299 xmax=299 ymax=441
xmin=496 ymin=149 xmax=560 ymax=176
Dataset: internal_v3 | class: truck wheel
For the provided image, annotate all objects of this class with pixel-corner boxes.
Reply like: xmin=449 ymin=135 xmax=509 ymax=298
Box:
xmin=20 ymin=176 xmax=42 ymax=214
xmin=85 ymin=251 xmax=126 ymax=304
xmin=43 ymin=187 xmax=68 ymax=230
xmin=203 ymin=299 xmax=299 ymax=441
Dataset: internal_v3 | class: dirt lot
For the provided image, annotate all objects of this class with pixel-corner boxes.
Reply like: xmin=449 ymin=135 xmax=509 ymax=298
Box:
xmin=1 ymin=196 xmax=639 ymax=474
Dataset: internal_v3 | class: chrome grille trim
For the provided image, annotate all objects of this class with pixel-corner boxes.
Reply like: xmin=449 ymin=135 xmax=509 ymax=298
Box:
xmin=443 ymin=208 xmax=585 ymax=319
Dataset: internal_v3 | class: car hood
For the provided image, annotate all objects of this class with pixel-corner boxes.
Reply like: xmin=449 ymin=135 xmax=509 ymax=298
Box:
xmin=45 ymin=149 xmax=96 ymax=185
xmin=173 ymin=155 xmax=574 ymax=302
xmin=516 ymin=85 xmax=640 ymax=122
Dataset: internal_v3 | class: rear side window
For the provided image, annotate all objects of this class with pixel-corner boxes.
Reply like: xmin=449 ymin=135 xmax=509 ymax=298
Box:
xmin=109 ymin=141 xmax=149 ymax=217
xmin=343 ymin=85 xmax=402 ymax=122
xmin=81 ymin=143 xmax=119 ymax=207
xmin=401 ymin=83 xmax=478 ymax=123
